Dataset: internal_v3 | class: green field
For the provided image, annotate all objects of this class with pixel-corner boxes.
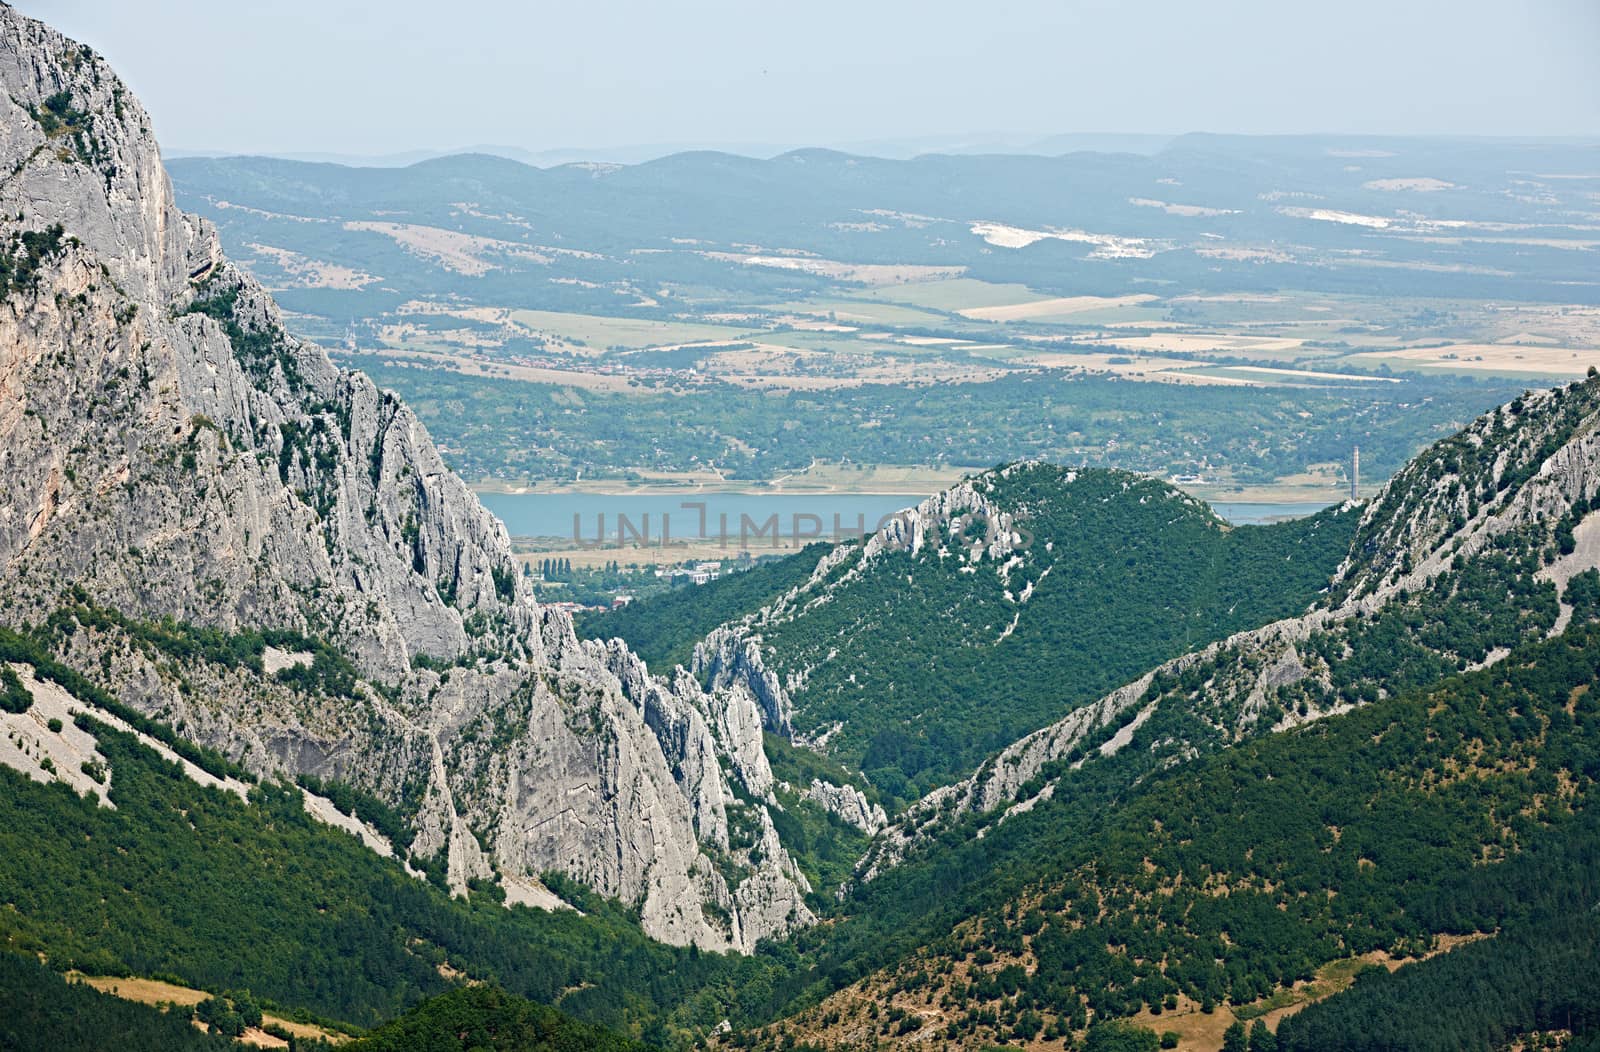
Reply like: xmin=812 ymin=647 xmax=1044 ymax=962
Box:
xmin=763 ymin=297 xmax=954 ymax=327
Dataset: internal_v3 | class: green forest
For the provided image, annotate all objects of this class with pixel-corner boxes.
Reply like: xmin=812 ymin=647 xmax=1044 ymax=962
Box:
xmin=0 ymin=953 xmax=235 ymax=1052
xmin=348 ymin=984 xmax=652 ymax=1052
xmin=610 ymin=466 xmax=1358 ymax=799
xmin=739 ymin=614 xmax=1600 ymax=1051
xmin=344 ymin=355 xmax=1517 ymax=485
xmin=577 ymin=543 xmax=830 ymax=671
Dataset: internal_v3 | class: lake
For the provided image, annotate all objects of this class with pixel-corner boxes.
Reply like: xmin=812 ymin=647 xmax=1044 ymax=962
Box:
xmin=1210 ymin=501 xmax=1337 ymax=525
xmin=478 ymin=491 xmax=1336 ymax=545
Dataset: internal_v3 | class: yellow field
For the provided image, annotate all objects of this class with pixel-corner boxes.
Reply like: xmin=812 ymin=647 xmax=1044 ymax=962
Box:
xmin=1015 ymin=350 xmax=1259 ymax=385
xmin=363 ymin=347 xmax=644 ymax=393
xmin=764 ymin=298 xmax=952 ymax=327
xmin=1073 ymin=331 xmax=1307 ymax=355
xmin=70 ymin=974 xmax=350 ymax=1046
xmin=246 ymin=242 xmax=380 ymax=290
xmin=344 ymin=221 xmax=549 ymax=276
xmin=960 ymin=293 xmax=1159 ymax=321
xmin=1346 ymin=342 xmax=1600 ymax=378
xmin=850 ymin=277 xmax=1051 ymax=312
xmin=703 ymin=252 xmax=964 ymax=286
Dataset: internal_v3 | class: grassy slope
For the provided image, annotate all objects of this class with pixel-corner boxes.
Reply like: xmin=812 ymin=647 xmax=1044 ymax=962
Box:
xmin=0 ymin=953 xmax=233 ymax=1052
xmin=576 ymin=544 xmax=830 ymax=671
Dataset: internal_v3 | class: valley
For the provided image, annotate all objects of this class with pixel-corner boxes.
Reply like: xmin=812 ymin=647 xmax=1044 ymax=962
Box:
xmin=0 ymin=5 xmax=1598 ymax=1052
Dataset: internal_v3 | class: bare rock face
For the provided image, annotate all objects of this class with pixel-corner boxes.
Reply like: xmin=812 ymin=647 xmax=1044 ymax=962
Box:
xmin=0 ymin=7 xmax=809 ymax=952
xmin=804 ymin=779 xmax=887 ymax=837
xmin=692 ymin=625 xmax=795 ymax=740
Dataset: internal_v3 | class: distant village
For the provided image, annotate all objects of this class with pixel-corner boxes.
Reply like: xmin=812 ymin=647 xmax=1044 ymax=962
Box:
xmin=533 ymin=556 xmax=745 ymax=616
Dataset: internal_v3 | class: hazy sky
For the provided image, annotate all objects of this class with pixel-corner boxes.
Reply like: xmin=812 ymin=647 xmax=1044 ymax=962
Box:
xmin=21 ymin=0 xmax=1600 ymax=158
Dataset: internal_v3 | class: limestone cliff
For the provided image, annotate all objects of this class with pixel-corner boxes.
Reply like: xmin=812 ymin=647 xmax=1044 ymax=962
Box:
xmin=0 ymin=5 xmax=810 ymax=951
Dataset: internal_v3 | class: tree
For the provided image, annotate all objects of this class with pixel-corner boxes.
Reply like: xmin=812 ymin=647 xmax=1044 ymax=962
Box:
xmin=1249 ymin=1019 xmax=1277 ymax=1052
xmin=1085 ymin=1019 xmax=1160 ymax=1052
xmin=0 ymin=666 xmax=31 ymax=713
xmin=233 ymin=991 xmax=263 ymax=1029
xmin=1223 ymin=1020 xmax=1249 ymax=1052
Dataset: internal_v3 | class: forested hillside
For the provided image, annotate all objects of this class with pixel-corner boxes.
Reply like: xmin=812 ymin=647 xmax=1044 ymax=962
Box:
xmin=0 ymin=645 xmax=782 ymax=1039
xmin=754 ymin=610 xmax=1600 ymax=1050
xmin=349 ymin=984 xmax=652 ymax=1052
xmin=691 ymin=466 xmax=1356 ymax=799
xmin=6 ymin=444 xmax=1593 ymax=1052
xmin=577 ymin=544 xmax=829 ymax=671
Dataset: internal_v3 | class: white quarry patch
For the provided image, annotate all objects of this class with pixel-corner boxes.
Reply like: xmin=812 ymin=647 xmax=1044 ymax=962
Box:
xmin=969 ymin=221 xmax=1160 ymax=259
xmin=0 ymin=664 xmax=115 ymax=805
xmin=262 ymin=646 xmax=313 ymax=674
xmin=1362 ymin=177 xmax=1456 ymax=192
xmin=1128 ymin=197 xmax=1240 ymax=217
xmin=1277 ymin=206 xmax=1394 ymax=229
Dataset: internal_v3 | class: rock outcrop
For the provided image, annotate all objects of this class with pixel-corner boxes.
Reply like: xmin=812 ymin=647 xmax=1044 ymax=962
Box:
xmin=0 ymin=6 xmax=809 ymax=951
xmin=804 ymin=779 xmax=887 ymax=837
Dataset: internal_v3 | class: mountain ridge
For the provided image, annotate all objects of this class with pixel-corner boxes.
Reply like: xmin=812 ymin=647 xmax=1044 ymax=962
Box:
xmin=856 ymin=376 xmax=1600 ymax=884
xmin=612 ymin=463 xmax=1358 ymax=801
xmin=0 ymin=2 xmax=810 ymax=952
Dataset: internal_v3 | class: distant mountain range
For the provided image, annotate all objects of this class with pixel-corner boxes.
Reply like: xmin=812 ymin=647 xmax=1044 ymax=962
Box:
xmin=162 ymin=132 xmax=1186 ymax=169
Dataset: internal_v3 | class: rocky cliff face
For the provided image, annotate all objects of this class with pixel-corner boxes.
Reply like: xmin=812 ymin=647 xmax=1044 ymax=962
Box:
xmin=0 ymin=6 xmax=810 ymax=951
xmin=858 ymin=379 xmax=1600 ymax=879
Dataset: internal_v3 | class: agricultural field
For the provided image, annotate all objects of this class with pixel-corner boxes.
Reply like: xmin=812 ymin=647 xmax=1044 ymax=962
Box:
xmin=169 ymin=138 xmax=1600 ymax=496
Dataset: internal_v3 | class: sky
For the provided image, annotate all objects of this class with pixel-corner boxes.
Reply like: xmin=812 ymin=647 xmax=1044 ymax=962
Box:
xmin=21 ymin=0 xmax=1600 ymax=160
